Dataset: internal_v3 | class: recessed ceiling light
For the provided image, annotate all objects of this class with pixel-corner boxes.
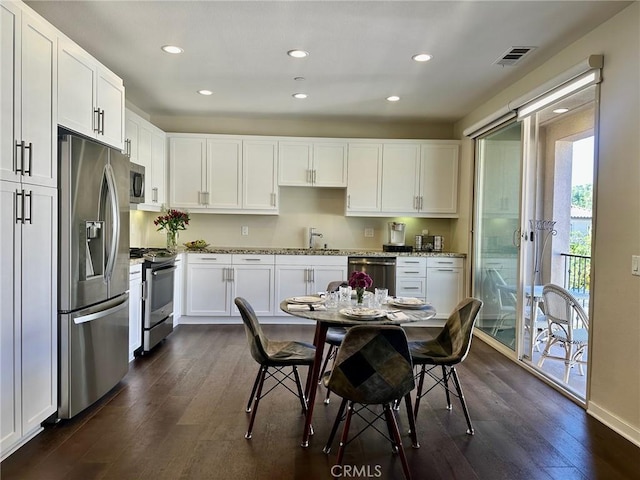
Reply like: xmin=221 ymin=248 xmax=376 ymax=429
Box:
xmin=161 ymin=45 xmax=183 ymax=54
xmin=412 ymin=53 xmax=432 ymax=62
xmin=553 ymin=108 xmax=569 ymax=114
xmin=287 ymin=49 xmax=309 ymax=58
xmin=386 ymin=96 xmax=400 ymax=102
xmin=292 ymin=93 xmax=308 ymax=99
xmin=198 ymin=89 xmax=213 ymax=96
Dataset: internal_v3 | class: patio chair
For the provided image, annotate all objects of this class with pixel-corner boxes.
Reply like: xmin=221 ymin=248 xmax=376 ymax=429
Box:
xmin=235 ymin=297 xmax=316 ymax=439
xmin=409 ymin=298 xmax=483 ymax=435
xmin=322 ymin=325 xmax=418 ymax=480
xmin=537 ymin=284 xmax=589 ymax=383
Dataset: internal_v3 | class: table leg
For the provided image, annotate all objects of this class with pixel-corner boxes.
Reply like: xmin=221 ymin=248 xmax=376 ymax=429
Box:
xmin=302 ymin=322 xmax=328 ymax=448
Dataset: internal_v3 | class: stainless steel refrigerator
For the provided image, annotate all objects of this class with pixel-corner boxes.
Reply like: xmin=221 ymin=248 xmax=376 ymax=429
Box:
xmin=58 ymin=131 xmax=130 ymax=419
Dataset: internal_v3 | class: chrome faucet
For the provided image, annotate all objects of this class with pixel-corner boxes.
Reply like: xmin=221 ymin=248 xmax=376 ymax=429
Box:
xmin=309 ymin=227 xmax=323 ymax=249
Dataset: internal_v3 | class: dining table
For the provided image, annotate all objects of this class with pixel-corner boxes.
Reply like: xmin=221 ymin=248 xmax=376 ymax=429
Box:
xmin=279 ymin=297 xmax=437 ymax=447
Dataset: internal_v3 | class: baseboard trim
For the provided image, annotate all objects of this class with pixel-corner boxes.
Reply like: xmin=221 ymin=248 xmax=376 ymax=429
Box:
xmin=587 ymin=401 xmax=640 ymax=448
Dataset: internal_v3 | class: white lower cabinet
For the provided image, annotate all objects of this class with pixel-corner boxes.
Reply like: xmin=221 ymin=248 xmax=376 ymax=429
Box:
xmin=128 ymin=263 xmax=142 ymax=361
xmin=275 ymin=255 xmax=348 ymax=301
xmin=426 ymin=257 xmax=464 ymax=319
xmin=185 ymin=254 xmax=275 ymax=317
xmin=173 ymin=254 xmax=184 ymax=324
xmin=395 ymin=257 xmax=427 ymax=301
xmin=1 ymin=181 xmax=57 ymax=459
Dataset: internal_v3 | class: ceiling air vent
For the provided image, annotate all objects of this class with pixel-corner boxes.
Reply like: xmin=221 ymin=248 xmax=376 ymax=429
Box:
xmin=495 ymin=46 xmax=536 ymax=66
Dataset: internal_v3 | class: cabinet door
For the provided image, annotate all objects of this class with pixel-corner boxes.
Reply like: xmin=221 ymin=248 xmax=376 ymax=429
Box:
xmin=138 ymin=125 xmax=153 ymax=203
xmin=278 ymin=141 xmax=312 ymax=186
xmin=20 ymin=184 xmax=57 ymax=432
xmin=346 ymin=143 xmax=382 ymax=213
xmin=150 ymin=130 xmax=166 ymax=206
xmin=0 ymin=3 xmax=18 ymax=182
xmin=312 ymin=265 xmax=348 ymax=294
xmin=419 ymin=144 xmax=459 ymax=214
xmin=0 ymin=182 xmax=20 ymax=452
xmin=381 ymin=143 xmax=420 ymax=213
xmin=242 ymin=140 xmax=278 ymax=211
xmin=169 ymin=137 xmax=206 ymax=209
xmin=313 ymin=142 xmax=347 ymax=187
xmin=275 ymin=265 xmax=310 ymax=303
xmin=426 ymin=268 xmax=464 ymax=319
xmin=232 ymin=265 xmax=275 ymax=316
xmin=125 ymin=116 xmax=139 ymax=163
xmin=96 ymin=66 xmax=124 ymax=149
xmin=186 ymin=263 xmax=231 ymax=315
xmin=58 ymin=39 xmax=96 ymax=139
xmin=208 ymin=138 xmax=242 ymax=209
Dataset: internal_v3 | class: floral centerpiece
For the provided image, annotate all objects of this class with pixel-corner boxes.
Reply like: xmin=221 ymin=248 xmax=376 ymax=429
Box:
xmin=154 ymin=208 xmax=190 ymax=251
xmin=348 ymin=270 xmax=373 ymax=305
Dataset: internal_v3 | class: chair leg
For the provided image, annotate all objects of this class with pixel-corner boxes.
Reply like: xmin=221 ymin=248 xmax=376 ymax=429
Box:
xmin=245 ymin=367 xmax=262 ymax=413
xmin=324 ymin=397 xmax=348 ymax=454
xmin=413 ymin=365 xmax=427 ymax=420
xmin=319 ymin=345 xmax=335 ymax=384
xmin=292 ymin=365 xmax=309 ymax=414
xmin=450 ymin=367 xmax=474 ymax=435
xmin=245 ymin=365 xmax=267 ymax=439
xmin=336 ymin=402 xmax=355 ymax=467
xmin=442 ymin=365 xmax=453 ymax=410
xmin=383 ymin=404 xmax=412 ymax=480
xmin=404 ymin=393 xmax=419 ymax=448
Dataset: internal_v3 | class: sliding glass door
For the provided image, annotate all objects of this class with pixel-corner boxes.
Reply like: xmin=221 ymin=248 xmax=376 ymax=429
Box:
xmin=473 ymin=122 xmax=522 ymax=349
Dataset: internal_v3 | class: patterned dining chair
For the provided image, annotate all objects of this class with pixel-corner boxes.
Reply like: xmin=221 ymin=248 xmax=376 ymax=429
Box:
xmin=322 ymin=325 xmax=418 ymax=480
xmin=235 ymin=297 xmax=316 ymax=439
xmin=409 ymin=297 xmax=483 ymax=435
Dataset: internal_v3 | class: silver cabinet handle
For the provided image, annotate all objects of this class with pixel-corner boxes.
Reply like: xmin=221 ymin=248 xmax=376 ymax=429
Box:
xmin=15 ymin=190 xmax=24 ymax=223
xmin=99 ymin=109 xmax=105 ymax=135
xmin=271 ymin=192 xmax=276 ymax=206
xmin=242 ymin=258 xmax=261 ymax=262
xmin=306 ymin=169 xmax=312 ymax=184
xmin=23 ymin=191 xmax=32 ymax=224
xmin=312 ymin=170 xmax=317 ymax=184
xmin=347 ymin=194 xmax=351 ymax=208
xmin=152 ymin=187 xmax=158 ymax=203
xmin=414 ymin=196 xmax=419 ymax=210
xmin=403 ymin=270 xmax=421 ymax=274
xmin=93 ymin=108 xmax=101 ymax=133
xmin=310 ymin=268 xmax=315 ymax=282
xmin=24 ymin=142 xmax=32 ymax=176
xmin=404 ymin=287 xmax=420 ymax=290
xmin=437 ymin=268 xmax=454 ymax=272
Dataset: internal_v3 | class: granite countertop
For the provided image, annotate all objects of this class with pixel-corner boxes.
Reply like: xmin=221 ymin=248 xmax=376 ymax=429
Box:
xmin=180 ymin=247 xmax=466 ymax=258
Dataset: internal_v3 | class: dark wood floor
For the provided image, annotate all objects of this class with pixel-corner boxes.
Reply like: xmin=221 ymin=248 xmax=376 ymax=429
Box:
xmin=2 ymin=324 xmax=638 ymax=480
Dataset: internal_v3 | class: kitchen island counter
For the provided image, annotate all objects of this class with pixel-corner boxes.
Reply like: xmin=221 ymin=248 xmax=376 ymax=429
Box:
xmin=181 ymin=247 xmax=466 ymax=258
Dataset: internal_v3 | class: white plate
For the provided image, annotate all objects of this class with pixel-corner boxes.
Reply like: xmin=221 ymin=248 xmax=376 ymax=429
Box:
xmin=339 ymin=308 xmax=387 ymax=320
xmin=288 ymin=296 xmax=325 ymax=304
xmin=388 ymin=298 xmax=428 ymax=309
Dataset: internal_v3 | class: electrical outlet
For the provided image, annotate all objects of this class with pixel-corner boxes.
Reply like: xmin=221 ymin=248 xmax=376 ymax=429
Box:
xmin=364 ymin=228 xmax=374 ymax=238
xmin=241 ymin=226 xmax=249 ymax=236
xmin=632 ymin=255 xmax=640 ymax=276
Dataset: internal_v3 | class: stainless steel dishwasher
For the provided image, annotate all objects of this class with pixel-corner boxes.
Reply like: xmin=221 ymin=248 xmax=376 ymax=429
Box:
xmin=348 ymin=257 xmax=397 ymax=296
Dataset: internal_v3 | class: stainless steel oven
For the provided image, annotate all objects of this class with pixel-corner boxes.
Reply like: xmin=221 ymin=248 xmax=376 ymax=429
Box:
xmin=141 ymin=250 xmax=176 ymax=353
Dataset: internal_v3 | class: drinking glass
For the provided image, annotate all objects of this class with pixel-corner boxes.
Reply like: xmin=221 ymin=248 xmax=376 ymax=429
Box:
xmin=325 ymin=291 xmax=339 ymax=309
xmin=374 ymin=288 xmax=389 ymax=307
xmin=339 ymin=286 xmax=352 ymax=304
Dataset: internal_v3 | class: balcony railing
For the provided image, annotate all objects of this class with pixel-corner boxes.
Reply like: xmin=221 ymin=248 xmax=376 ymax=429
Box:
xmin=561 ymin=253 xmax=591 ymax=295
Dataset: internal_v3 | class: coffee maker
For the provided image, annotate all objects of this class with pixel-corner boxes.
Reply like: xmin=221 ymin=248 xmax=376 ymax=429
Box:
xmin=383 ymin=222 xmax=413 ymax=252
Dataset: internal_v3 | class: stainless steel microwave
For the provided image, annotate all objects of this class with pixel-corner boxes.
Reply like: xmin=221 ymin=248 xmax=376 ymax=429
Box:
xmin=130 ymin=163 xmax=145 ymax=204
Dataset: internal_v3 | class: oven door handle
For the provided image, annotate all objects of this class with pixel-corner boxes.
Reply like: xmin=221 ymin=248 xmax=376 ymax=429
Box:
xmin=152 ymin=265 xmax=177 ymax=276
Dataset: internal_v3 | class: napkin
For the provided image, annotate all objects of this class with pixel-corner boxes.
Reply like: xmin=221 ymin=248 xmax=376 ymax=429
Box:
xmin=287 ymin=304 xmax=327 ymax=311
xmin=386 ymin=311 xmax=409 ymax=321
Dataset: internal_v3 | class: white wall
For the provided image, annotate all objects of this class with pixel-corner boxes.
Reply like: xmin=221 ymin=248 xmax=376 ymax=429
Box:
xmin=454 ymin=2 xmax=640 ymax=446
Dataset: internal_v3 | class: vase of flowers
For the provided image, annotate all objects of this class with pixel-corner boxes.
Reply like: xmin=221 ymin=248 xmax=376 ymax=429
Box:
xmin=154 ymin=208 xmax=190 ymax=251
xmin=348 ymin=270 xmax=373 ymax=305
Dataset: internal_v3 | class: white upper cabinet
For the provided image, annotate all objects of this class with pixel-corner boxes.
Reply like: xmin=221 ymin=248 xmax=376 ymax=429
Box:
xmin=278 ymin=139 xmax=347 ymax=187
xmin=125 ymin=109 xmax=166 ymax=210
xmin=380 ymin=143 xmax=421 ymax=213
xmin=169 ymin=134 xmax=278 ymax=214
xmin=58 ymin=37 xmax=124 ymax=149
xmin=346 ymin=143 xmax=383 ymax=214
xmin=1 ymin=2 xmax=57 ymax=188
xmin=419 ymin=143 xmax=459 ymax=215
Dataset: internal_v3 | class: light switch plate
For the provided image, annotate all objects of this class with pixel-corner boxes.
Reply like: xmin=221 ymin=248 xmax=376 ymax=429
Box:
xmin=632 ymin=255 xmax=640 ymax=276
xmin=241 ymin=226 xmax=249 ymax=236
xmin=364 ymin=228 xmax=374 ymax=238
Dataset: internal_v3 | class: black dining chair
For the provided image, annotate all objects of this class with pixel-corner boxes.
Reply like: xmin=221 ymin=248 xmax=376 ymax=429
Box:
xmin=408 ymin=297 xmax=483 ymax=435
xmin=322 ymin=325 xmax=418 ymax=480
xmin=235 ymin=297 xmax=316 ymax=439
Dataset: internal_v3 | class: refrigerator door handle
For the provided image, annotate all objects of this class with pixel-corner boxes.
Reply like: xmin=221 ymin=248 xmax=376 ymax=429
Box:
xmin=72 ymin=294 xmax=129 ymax=325
xmin=103 ymin=163 xmax=120 ymax=282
